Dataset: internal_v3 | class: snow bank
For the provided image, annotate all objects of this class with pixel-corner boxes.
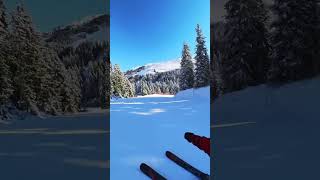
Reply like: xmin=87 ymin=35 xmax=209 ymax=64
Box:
xmin=175 ymin=86 xmax=210 ymax=101
xmin=0 ymin=104 xmax=25 ymax=125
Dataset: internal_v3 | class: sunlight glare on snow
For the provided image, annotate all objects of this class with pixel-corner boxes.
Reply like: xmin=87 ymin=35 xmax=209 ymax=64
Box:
xmin=129 ymin=108 xmax=166 ymax=116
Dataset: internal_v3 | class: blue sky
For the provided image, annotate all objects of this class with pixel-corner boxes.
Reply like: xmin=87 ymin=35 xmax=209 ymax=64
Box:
xmin=5 ymin=0 xmax=108 ymax=32
xmin=111 ymin=0 xmax=210 ymax=71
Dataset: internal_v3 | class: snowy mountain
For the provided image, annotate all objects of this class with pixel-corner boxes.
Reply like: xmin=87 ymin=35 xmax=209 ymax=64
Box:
xmin=43 ymin=14 xmax=109 ymax=47
xmin=124 ymin=60 xmax=183 ymax=95
xmin=125 ymin=59 xmax=183 ymax=77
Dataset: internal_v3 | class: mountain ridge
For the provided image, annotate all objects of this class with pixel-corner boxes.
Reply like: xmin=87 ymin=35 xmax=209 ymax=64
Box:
xmin=124 ymin=59 xmax=197 ymax=77
xmin=43 ymin=14 xmax=109 ymax=47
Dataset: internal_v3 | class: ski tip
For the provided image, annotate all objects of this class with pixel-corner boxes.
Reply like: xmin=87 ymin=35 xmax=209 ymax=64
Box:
xmin=165 ymin=151 xmax=171 ymax=156
xmin=140 ymin=163 xmax=147 ymax=169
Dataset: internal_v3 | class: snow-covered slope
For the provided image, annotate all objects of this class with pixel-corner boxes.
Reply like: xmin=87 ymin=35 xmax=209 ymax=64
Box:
xmin=213 ymin=77 xmax=320 ymax=179
xmin=214 ymin=77 xmax=320 ymax=124
xmin=111 ymin=87 xmax=210 ymax=179
xmin=125 ymin=59 xmax=182 ymax=77
xmin=44 ymin=14 xmax=109 ymax=47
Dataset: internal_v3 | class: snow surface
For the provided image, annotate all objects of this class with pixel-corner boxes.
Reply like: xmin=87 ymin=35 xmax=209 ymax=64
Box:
xmin=110 ymin=87 xmax=210 ymax=179
xmin=135 ymin=94 xmax=175 ymax=98
xmin=213 ymin=77 xmax=320 ymax=179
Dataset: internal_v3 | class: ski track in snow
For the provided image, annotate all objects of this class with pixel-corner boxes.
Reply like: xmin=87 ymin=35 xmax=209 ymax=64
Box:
xmin=111 ymin=87 xmax=210 ymax=180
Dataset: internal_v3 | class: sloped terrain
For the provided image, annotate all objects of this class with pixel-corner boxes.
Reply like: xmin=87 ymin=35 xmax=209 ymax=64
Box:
xmin=213 ymin=77 xmax=320 ymax=179
xmin=111 ymin=87 xmax=210 ymax=179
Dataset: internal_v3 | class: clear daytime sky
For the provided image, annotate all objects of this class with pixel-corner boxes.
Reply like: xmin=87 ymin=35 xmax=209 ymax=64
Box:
xmin=111 ymin=0 xmax=210 ymax=71
xmin=5 ymin=0 xmax=109 ymax=32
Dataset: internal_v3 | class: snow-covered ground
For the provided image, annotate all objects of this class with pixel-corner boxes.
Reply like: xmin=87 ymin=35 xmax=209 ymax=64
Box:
xmin=0 ymin=109 xmax=108 ymax=180
xmin=135 ymin=94 xmax=175 ymax=98
xmin=110 ymin=87 xmax=210 ymax=179
xmin=213 ymin=77 xmax=320 ymax=179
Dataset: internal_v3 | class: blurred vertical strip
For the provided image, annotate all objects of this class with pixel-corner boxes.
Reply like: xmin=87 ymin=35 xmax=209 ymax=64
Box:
xmin=106 ymin=0 xmax=110 ymax=179
xmin=210 ymin=0 xmax=214 ymax=179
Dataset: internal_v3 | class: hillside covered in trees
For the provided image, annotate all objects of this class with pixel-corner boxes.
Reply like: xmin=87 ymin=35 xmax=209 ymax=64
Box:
xmin=0 ymin=1 xmax=110 ymax=121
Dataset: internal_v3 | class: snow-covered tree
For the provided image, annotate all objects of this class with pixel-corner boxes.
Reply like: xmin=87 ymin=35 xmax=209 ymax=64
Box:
xmin=111 ymin=64 xmax=134 ymax=98
xmin=194 ymin=24 xmax=210 ymax=88
xmin=179 ymin=43 xmax=194 ymax=90
xmin=269 ymin=0 xmax=320 ymax=81
xmin=0 ymin=2 xmax=110 ymax=117
xmin=10 ymin=3 xmax=43 ymax=114
xmin=129 ymin=69 xmax=180 ymax=96
xmin=61 ymin=65 xmax=81 ymax=113
xmin=0 ymin=1 xmax=11 ymax=104
xmin=111 ymin=64 xmax=125 ymax=97
xmin=223 ymin=0 xmax=270 ymax=90
xmin=141 ymin=79 xmax=150 ymax=96
xmin=124 ymin=77 xmax=135 ymax=97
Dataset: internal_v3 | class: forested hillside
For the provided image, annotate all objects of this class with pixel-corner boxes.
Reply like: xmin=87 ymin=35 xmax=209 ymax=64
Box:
xmin=0 ymin=1 xmax=110 ymax=121
xmin=128 ymin=69 xmax=180 ymax=96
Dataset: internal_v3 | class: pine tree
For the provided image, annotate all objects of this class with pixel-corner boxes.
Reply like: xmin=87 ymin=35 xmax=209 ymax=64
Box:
xmin=38 ymin=46 xmax=80 ymax=114
xmin=269 ymin=0 xmax=320 ymax=81
xmin=111 ymin=64 xmax=123 ymax=97
xmin=10 ymin=4 xmax=44 ymax=114
xmin=36 ymin=47 xmax=61 ymax=114
xmin=124 ymin=77 xmax=135 ymax=97
xmin=0 ymin=0 xmax=12 ymax=105
xmin=194 ymin=24 xmax=210 ymax=88
xmin=141 ymin=80 xmax=150 ymax=96
xmin=111 ymin=64 xmax=134 ymax=98
xmin=60 ymin=65 xmax=81 ymax=113
xmin=179 ymin=43 xmax=194 ymax=90
xmin=223 ymin=0 xmax=270 ymax=90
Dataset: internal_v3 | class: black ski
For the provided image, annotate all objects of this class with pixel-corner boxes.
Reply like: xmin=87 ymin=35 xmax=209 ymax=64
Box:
xmin=165 ymin=151 xmax=210 ymax=180
xmin=140 ymin=163 xmax=167 ymax=180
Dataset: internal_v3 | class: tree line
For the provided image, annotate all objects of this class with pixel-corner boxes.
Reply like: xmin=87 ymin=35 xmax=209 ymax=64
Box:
xmin=129 ymin=70 xmax=180 ymax=96
xmin=211 ymin=0 xmax=320 ymax=99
